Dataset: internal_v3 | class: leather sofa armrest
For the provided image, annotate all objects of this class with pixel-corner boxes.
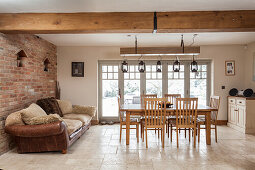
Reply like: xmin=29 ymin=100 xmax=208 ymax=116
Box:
xmin=5 ymin=121 xmax=66 ymax=137
xmin=72 ymin=105 xmax=96 ymax=118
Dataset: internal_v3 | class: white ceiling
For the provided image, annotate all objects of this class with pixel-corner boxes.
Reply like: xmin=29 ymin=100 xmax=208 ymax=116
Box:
xmin=0 ymin=0 xmax=255 ymax=13
xmin=38 ymin=32 xmax=255 ymax=47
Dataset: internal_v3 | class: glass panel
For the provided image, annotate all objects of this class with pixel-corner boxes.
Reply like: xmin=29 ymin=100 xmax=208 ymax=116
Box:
xmin=202 ymin=65 xmax=207 ymax=71
xmin=102 ymin=73 xmax=107 ymax=79
xmin=124 ymin=80 xmax=140 ymax=104
xmin=146 ymin=65 xmax=151 ymax=71
xmin=130 ymin=65 xmax=134 ymax=72
xmin=168 ymin=80 xmax=184 ymax=97
xmin=202 ymin=72 xmax=207 ymax=78
xmin=108 ymin=73 xmax=113 ymax=79
xmin=168 ymin=72 xmax=173 ymax=79
xmin=124 ymin=73 xmax=129 ymax=79
xmin=130 ymin=73 xmax=135 ymax=79
xmin=108 ymin=66 xmax=113 ymax=72
xmin=180 ymin=72 xmax=184 ymax=78
xmin=152 ymin=65 xmax=156 ymax=72
xmin=114 ymin=73 xmax=118 ymax=79
xmin=136 ymin=73 xmax=140 ymax=79
xmin=102 ymin=80 xmax=118 ymax=117
xmin=152 ymin=72 xmax=156 ymax=79
xmin=157 ymin=72 xmax=162 ymax=79
xmin=114 ymin=66 xmax=118 ymax=72
xmin=146 ymin=73 xmax=151 ymax=79
xmin=190 ymin=79 xmax=207 ymax=106
xmin=146 ymin=80 xmax=162 ymax=97
xmin=102 ymin=66 xmax=107 ymax=72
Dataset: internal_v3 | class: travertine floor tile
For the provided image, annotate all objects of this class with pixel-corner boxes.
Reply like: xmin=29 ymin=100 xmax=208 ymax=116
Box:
xmin=0 ymin=125 xmax=255 ymax=170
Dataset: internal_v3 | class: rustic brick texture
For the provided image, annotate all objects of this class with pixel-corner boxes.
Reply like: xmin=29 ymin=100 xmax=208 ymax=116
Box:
xmin=0 ymin=34 xmax=57 ymax=154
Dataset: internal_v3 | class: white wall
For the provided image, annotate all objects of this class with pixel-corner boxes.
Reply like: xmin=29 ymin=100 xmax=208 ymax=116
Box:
xmin=57 ymin=44 xmax=250 ymax=121
xmin=244 ymin=42 xmax=255 ymax=89
xmin=57 ymin=47 xmax=120 ymax=119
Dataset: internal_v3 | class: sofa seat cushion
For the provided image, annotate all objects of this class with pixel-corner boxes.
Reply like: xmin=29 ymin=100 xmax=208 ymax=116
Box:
xmin=22 ymin=114 xmax=63 ymax=125
xmin=63 ymin=119 xmax=82 ymax=135
xmin=63 ymin=114 xmax=92 ymax=126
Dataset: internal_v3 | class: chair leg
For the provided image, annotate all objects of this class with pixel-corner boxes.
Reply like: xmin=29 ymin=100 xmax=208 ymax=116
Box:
xmin=170 ymin=124 xmax=172 ymax=142
xmin=194 ymin=126 xmax=196 ymax=148
xmin=162 ymin=127 xmax=165 ymax=148
xmin=120 ymin=124 xmax=122 ymax=142
xmin=158 ymin=128 xmax=160 ymax=138
xmin=198 ymin=124 xmax=200 ymax=143
xmin=142 ymin=125 xmax=144 ymax=142
xmin=176 ymin=127 xmax=179 ymax=148
xmin=166 ymin=122 xmax=168 ymax=134
xmin=215 ymin=124 xmax=218 ymax=143
xmin=136 ymin=124 xmax=139 ymax=143
xmin=189 ymin=128 xmax=191 ymax=142
xmin=185 ymin=128 xmax=186 ymax=138
xmin=140 ymin=121 xmax=143 ymax=137
xmin=168 ymin=122 xmax=170 ymax=138
xmin=145 ymin=128 xmax=148 ymax=148
xmin=62 ymin=149 xmax=67 ymax=154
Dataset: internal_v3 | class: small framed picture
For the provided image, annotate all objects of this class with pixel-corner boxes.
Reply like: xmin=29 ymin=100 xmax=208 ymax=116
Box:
xmin=72 ymin=62 xmax=84 ymax=77
xmin=225 ymin=60 xmax=235 ymax=76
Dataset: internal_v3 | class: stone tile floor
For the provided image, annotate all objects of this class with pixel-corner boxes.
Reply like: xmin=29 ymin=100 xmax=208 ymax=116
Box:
xmin=0 ymin=124 xmax=255 ymax=170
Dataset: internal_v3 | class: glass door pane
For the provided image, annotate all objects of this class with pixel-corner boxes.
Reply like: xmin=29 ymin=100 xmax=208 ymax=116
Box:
xmin=124 ymin=65 xmax=140 ymax=104
xmin=190 ymin=64 xmax=207 ymax=105
xmin=102 ymin=65 xmax=119 ymax=117
xmin=146 ymin=64 xmax=162 ymax=97
xmin=168 ymin=64 xmax=185 ymax=97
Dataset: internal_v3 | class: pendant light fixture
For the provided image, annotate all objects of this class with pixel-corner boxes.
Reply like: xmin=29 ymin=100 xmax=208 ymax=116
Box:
xmin=121 ymin=55 xmax=128 ymax=73
xmin=156 ymin=55 xmax=162 ymax=72
xmin=173 ymin=56 xmax=180 ymax=72
xmin=138 ymin=56 xmax=145 ymax=73
xmin=191 ymin=55 xmax=198 ymax=72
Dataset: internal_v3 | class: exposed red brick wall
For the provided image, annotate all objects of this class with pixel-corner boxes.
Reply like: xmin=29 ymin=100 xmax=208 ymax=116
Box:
xmin=0 ymin=34 xmax=57 ymax=154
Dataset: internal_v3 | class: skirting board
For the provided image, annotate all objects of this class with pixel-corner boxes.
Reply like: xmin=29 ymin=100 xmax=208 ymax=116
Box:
xmin=217 ymin=120 xmax=227 ymax=125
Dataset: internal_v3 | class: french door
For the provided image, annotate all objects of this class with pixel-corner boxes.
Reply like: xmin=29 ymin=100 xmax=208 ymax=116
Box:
xmin=98 ymin=60 xmax=211 ymax=121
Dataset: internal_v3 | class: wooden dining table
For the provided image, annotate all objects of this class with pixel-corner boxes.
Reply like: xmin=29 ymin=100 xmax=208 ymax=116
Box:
xmin=120 ymin=104 xmax=218 ymax=145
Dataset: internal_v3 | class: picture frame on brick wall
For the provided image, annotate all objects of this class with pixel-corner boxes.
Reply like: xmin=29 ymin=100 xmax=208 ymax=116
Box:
xmin=72 ymin=62 xmax=84 ymax=77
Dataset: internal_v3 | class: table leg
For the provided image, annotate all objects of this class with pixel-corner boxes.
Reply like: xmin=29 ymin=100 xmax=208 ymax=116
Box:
xmin=126 ymin=111 xmax=130 ymax=145
xmin=206 ymin=111 xmax=211 ymax=145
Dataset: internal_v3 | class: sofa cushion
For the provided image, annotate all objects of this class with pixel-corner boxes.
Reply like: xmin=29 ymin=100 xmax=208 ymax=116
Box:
xmin=63 ymin=114 xmax=92 ymax=126
xmin=63 ymin=119 xmax=82 ymax=135
xmin=22 ymin=114 xmax=63 ymax=125
xmin=57 ymin=100 xmax=73 ymax=115
xmin=72 ymin=105 xmax=96 ymax=118
xmin=5 ymin=110 xmax=25 ymax=126
xmin=36 ymin=98 xmax=63 ymax=117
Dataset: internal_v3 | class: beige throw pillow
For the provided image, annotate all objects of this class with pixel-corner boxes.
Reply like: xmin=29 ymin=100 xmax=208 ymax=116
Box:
xmin=22 ymin=114 xmax=63 ymax=125
xmin=5 ymin=110 xmax=25 ymax=126
xmin=57 ymin=100 xmax=73 ymax=115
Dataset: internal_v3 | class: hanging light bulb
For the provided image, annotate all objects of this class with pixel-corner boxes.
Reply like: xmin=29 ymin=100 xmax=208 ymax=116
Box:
xmin=173 ymin=56 xmax=180 ymax=72
xmin=121 ymin=60 xmax=128 ymax=73
xmin=191 ymin=55 xmax=198 ymax=72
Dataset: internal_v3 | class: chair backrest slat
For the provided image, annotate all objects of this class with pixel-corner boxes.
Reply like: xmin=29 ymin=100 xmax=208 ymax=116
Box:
xmin=144 ymin=98 xmax=167 ymax=127
xmin=210 ymin=96 xmax=220 ymax=121
xmin=176 ymin=98 xmax=198 ymax=127
xmin=141 ymin=94 xmax=157 ymax=104
xmin=164 ymin=94 xmax=181 ymax=105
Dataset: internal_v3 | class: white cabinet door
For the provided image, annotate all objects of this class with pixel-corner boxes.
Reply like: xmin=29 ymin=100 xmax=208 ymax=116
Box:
xmin=228 ymin=103 xmax=237 ymax=124
xmin=236 ymin=105 xmax=246 ymax=128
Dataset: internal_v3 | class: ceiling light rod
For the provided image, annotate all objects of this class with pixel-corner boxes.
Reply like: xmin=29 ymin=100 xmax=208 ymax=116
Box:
xmin=153 ymin=12 xmax=157 ymax=34
xmin=120 ymin=53 xmax=200 ymax=57
xmin=135 ymin=36 xmax=138 ymax=54
xmin=181 ymin=34 xmax=184 ymax=53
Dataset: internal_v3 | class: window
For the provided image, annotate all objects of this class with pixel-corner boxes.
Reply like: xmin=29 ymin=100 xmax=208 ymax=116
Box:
xmin=168 ymin=64 xmax=185 ymax=97
xmin=146 ymin=64 xmax=162 ymax=97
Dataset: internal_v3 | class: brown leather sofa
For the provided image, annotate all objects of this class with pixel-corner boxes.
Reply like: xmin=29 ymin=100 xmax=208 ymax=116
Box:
xmin=5 ymin=100 xmax=96 ymax=154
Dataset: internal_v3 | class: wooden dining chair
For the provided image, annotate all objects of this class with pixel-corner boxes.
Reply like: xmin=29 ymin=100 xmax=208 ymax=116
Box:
xmin=118 ymin=96 xmax=140 ymax=143
xmin=164 ymin=94 xmax=181 ymax=139
xmin=197 ymin=96 xmax=220 ymax=143
xmin=142 ymin=98 xmax=167 ymax=148
xmin=140 ymin=94 xmax=158 ymax=137
xmin=176 ymin=98 xmax=198 ymax=148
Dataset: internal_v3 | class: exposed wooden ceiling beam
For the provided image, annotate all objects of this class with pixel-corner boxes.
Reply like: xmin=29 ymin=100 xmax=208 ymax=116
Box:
xmin=120 ymin=47 xmax=200 ymax=55
xmin=0 ymin=10 xmax=255 ymax=34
